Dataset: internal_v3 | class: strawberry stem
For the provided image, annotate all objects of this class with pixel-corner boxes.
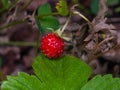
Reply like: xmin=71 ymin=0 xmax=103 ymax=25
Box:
xmin=73 ymin=10 xmax=91 ymax=24
xmin=60 ymin=15 xmax=71 ymax=36
xmin=71 ymin=4 xmax=91 ymax=24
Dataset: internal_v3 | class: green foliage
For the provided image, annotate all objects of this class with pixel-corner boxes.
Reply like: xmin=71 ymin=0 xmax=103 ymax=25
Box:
xmin=1 ymin=0 xmax=11 ymax=9
xmin=2 ymin=54 xmax=91 ymax=90
xmin=91 ymin=0 xmax=120 ymax=15
xmin=0 ymin=0 xmax=11 ymax=13
xmin=107 ymin=0 xmax=119 ymax=5
xmin=90 ymin=0 xmax=99 ymax=15
xmin=107 ymin=0 xmax=120 ymax=13
xmin=115 ymin=6 xmax=120 ymax=13
xmin=38 ymin=16 xmax=60 ymax=33
xmin=1 ymin=54 xmax=120 ymax=90
xmin=0 ymin=57 xmax=2 ymax=67
xmin=33 ymin=54 xmax=91 ymax=89
xmin=1 ymin=72 xmax=45 ymax=90
xmin=81 ymin=74 xmax=120 ymax=90
xmin=56 ymin=0 xmax=69 ymax=16
xmin=36 ymin=3 xmax=60 ymax=33
xmin=38 ymin=3 xmax=52 ymax=15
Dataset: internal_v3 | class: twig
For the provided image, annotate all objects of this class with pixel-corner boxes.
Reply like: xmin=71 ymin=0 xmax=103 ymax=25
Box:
xmin=72 ymin=10 xmax=91 ymax=24
xmin=59 ymin=15 xmax=71 ymax=36
xmin=0 ymin=20 xmax=28 ymax=31
xmin=20 ymin=0 xmax=33 ymax=10
xmin=98 ymin=36 xmax=115 ymax=46
xmin=92 ymin=0 xmax=108 ymax=24
xmin=87 ymin=44 xmax=120 ymax=63
xmin=0 ymin=12 xmax=59 ymax=31
xmin=0 ymin=41 xmax=36 ymax=46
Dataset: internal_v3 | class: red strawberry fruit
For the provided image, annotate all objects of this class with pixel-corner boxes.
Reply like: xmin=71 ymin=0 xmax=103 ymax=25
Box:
xmin=40 ymin=33 xmax=64 ymax=58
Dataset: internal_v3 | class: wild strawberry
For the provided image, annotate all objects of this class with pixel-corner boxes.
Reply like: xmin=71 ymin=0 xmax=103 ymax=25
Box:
xmin=40 ymin=33 xmax=64 ymax=58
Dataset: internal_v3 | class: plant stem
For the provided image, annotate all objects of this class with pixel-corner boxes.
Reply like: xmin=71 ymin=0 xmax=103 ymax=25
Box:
xmin=20 ymin=0 xmax=33 ymax=10
xmin=0 ymin=12 xmax=58 ymax=31
xmin=72 ymin=11 xmax=91 ymax=24
xmin=60 ymin=15 xmax=71 ymax=35
xmin=0 ymin=41 xmax=36 ymax=46
xmin=35 ymin=31 xmax=41 ymax=56
xmin=0 ymin=20 xmax=27 ymax=31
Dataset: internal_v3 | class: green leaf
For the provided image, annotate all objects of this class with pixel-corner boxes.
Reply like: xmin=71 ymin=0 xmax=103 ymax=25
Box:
xmin=2 ymin=54 xmax=120 ymax=90
xmin=107 ymin=0 xmax=119 ymax=5
xmin=91 ymin=0 xmax=119 ymax=15
xmin=38 ymin=3 xmax=52 ymax=16
xmin=1 ymin=72 xmax=48 ymax=90
xmin=0 ymin=0 xmax=11 ymax=13
xmin=81 ymin=74 xmax=120 ymax=90
xmin=56 ymin=0 xmax=69 ymax=16
xmin=32 ymin=54 xmax=91 ymax=89
xmin=1 ymin=54 xmax=91 ymax=90
xmin=36 ymin=3 xmax=60 ymax=33
xmin=1 ymin=0 xmax=11 ymax=9
xmin=90 ymin=0 xmax=99 ymax=15
xmin=2 ymin=72 xmax=48 ymax=90
xmin=39 ymin=16 xmax=60 ymax=32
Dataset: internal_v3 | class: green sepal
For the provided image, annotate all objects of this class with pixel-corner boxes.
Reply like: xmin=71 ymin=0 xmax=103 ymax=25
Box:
xmin=36 ymin=3 xmax=60 ymax=33
xmin=56 ymin=0 xmax=69 ymax=16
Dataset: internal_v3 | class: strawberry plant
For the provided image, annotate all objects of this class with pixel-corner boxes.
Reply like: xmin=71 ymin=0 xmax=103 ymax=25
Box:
xmin=1 ymin=54 xmax=120 ymax=90
xmin=1 ymin=0 xmax=120 ymax=90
